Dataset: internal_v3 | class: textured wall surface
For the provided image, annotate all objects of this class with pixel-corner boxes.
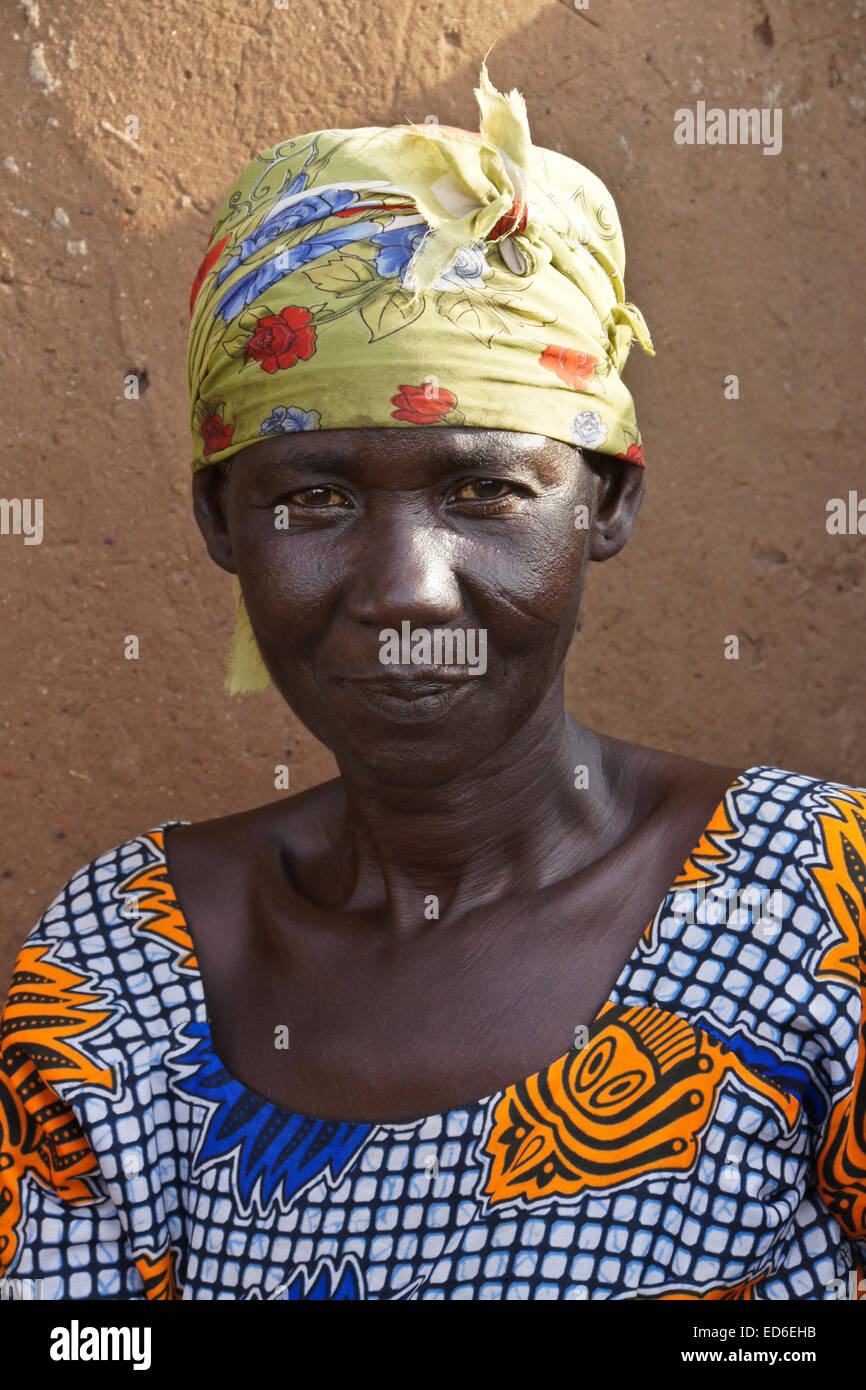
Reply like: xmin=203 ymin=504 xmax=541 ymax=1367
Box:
xmin=1 ymin=0 xmax=865 ymax=979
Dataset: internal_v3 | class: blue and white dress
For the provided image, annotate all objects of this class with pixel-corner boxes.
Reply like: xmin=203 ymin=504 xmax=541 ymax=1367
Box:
xmin=1 ymin=765 xmax=865 ymax=1300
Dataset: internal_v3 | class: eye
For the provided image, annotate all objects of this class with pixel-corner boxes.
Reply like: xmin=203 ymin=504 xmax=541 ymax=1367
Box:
xmin=281 ymin=486 xmax=351 ymax=508
xmin=449 ymin=478 xmax=523 ymax=505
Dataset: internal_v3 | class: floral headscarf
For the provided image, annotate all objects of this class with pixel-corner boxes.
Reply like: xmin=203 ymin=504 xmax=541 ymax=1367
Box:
xmin=187 ymin=59 xmax=654 ymax=692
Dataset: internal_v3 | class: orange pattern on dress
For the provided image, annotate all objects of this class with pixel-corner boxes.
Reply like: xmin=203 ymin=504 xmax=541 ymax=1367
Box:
xmin=658 ymin=1274 xmax=761 ymax=1300
xmin=670 ymin=790 xmax=743 ymax=890
xmin=0 ymin=946 xmax=115 ymax=1271
xmin=811 ymin=791 xmax=866 ymax=1240
xmin=117 ymin=831 xmax=199 ymax=973
xmin=481 ymin=1002 xmax=800 ymax=1210
xmin=135 ymin=1246 xmax=180 ymax=1301
xmin=632 ymin=787 xmax=743 ymax=958
xmin=810 ymin=792 xmax=866 ymax=989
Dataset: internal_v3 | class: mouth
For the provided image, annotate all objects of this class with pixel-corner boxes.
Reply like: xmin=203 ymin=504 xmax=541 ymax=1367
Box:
xmin=335 ymin=674 xmax=477 ymax=722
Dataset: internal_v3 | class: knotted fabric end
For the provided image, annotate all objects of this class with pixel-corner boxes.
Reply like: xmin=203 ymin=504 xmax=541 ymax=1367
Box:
xmin=225 ymin=576 xmax=272 ymax=696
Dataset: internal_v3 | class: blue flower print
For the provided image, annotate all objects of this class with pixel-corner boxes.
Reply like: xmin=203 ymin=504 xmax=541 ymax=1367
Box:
xmin=371 ymin=224 xmax=487 ymax=289
xmin=260 ymin=406 xmax=321 ymax=435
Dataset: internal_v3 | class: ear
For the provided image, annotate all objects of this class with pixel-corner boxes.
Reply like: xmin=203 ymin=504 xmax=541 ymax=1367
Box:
xmin=191 ymin=462 xmax=237 ymax=574
xmin=583 ymin=450 xmax=646 ymax=561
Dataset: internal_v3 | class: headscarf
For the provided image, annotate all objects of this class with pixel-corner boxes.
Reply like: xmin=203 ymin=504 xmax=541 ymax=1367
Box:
xmin=187 ymin=58 xmax=654 ymax=694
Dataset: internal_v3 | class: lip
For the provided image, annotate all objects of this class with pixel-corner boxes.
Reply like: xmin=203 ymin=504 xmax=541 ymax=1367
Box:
xmin=335 ymin=675 xmax=477 ymax=722
xmin=346 ymin=675 xmax=471 ymax=696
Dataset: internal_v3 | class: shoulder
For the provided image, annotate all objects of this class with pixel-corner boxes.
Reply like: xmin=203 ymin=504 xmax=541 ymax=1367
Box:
xmin=720 ymin=766 xmax=866 ymax=1119
xmin=165 ymin=777 xmax=343 ymax=853
xmin=161 ymin=779 xmax=343 ymax=907
xmin=623 ymin=764 xmax=866 ymax=1103
xmin=708 ymin=765 xmax=866 ymax=995
xmin=3 ymin=822 xmax=202 ymax=1101
xmin=1 ymin=825 xmax=207 ymax=1297
xmin=679 ymin=761 xmax=866 ymax=962
xmin=12 ymin=822 xmax=189 ymax=961
xmin=724 ymin=763 xmax=866 ymax=878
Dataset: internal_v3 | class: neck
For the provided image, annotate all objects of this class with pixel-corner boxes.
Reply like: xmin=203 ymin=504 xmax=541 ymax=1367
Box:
xmin=311 ymin=683 xmax=628 ymax=932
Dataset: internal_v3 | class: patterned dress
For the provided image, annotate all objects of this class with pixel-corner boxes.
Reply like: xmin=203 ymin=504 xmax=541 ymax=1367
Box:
xmin=1 ymin=765 xmax=865 ymax=1300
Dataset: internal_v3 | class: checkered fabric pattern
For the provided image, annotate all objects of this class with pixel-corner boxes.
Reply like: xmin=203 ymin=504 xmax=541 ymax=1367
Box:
xmin=2 ymin=766 xmax=864 ymax=1299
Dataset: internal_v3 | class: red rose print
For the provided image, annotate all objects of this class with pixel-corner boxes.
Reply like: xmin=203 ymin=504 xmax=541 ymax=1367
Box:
xmin=189 ymin=233 xmax=230 ymax=318
xmin=487 ymin=198 xmax=528 ymax=243
xmin=390 ymin=384 xmax=458 ymax=425
xmin=201 ymin=411 xmax=234 ymax=458
xmin=538 ymin=344 xmax=598 ymax=390
xmin=245 ymin=307 xmax=317 ymax=374
xmin=616 ymin=443 xmax=646 ymax=468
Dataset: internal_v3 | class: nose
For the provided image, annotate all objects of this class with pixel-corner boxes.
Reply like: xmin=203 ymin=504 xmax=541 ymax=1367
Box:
xmin=343 ymin=518 xmax=464 ymax=629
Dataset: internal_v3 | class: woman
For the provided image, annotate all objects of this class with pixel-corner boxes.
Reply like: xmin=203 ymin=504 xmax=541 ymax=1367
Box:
xmin=2 ymin=62 xmax=864 ymax=1302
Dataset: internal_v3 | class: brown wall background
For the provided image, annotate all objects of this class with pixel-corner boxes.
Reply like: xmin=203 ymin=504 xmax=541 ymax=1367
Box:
xmin=2 ymin=0 xmax=865 ymax=982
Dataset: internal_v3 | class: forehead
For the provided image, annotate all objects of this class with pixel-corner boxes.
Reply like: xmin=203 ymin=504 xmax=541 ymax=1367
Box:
xmin=231 ymin=427 xmax=580 ymax=480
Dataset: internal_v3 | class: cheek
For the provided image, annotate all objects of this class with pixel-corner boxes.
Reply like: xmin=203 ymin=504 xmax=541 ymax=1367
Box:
xmin=232 ymin=525 xmax=343 ymax=653
xmin=468 ymin=511 xmax=590 ymax=646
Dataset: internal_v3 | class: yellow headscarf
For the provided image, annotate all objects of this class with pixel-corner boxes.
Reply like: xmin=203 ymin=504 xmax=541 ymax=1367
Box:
xmin=187 ymin=59 xmax=654 ymax=694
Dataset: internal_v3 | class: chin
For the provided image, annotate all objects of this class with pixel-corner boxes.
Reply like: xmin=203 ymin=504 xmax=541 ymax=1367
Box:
xmin=331 ymin=733 xmax=495 ymax=789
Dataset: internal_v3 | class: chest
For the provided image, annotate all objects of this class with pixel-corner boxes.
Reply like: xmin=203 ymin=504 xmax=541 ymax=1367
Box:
xmin=196 ymin=858 xmax=677 ymax=1124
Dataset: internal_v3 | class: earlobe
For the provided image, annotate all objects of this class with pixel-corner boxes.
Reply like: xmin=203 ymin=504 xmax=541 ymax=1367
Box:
xmin=192 ymin=466 xmax=237 ymax=575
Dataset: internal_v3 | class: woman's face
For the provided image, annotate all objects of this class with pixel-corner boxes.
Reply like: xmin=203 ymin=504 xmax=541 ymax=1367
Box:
xmin=194 ymin=428 xmax=644 ymax=785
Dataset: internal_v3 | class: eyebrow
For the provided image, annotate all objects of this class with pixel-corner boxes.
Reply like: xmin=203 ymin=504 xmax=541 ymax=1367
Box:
xmin=254 ymin=447 xmax=377 ymax=474
xmin=252 ymin=437 xmax=563 ymax=477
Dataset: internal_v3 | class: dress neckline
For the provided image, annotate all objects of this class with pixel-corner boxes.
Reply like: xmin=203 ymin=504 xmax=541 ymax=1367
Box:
xmin=147 ymin=765 xmax=762 ymax=1130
